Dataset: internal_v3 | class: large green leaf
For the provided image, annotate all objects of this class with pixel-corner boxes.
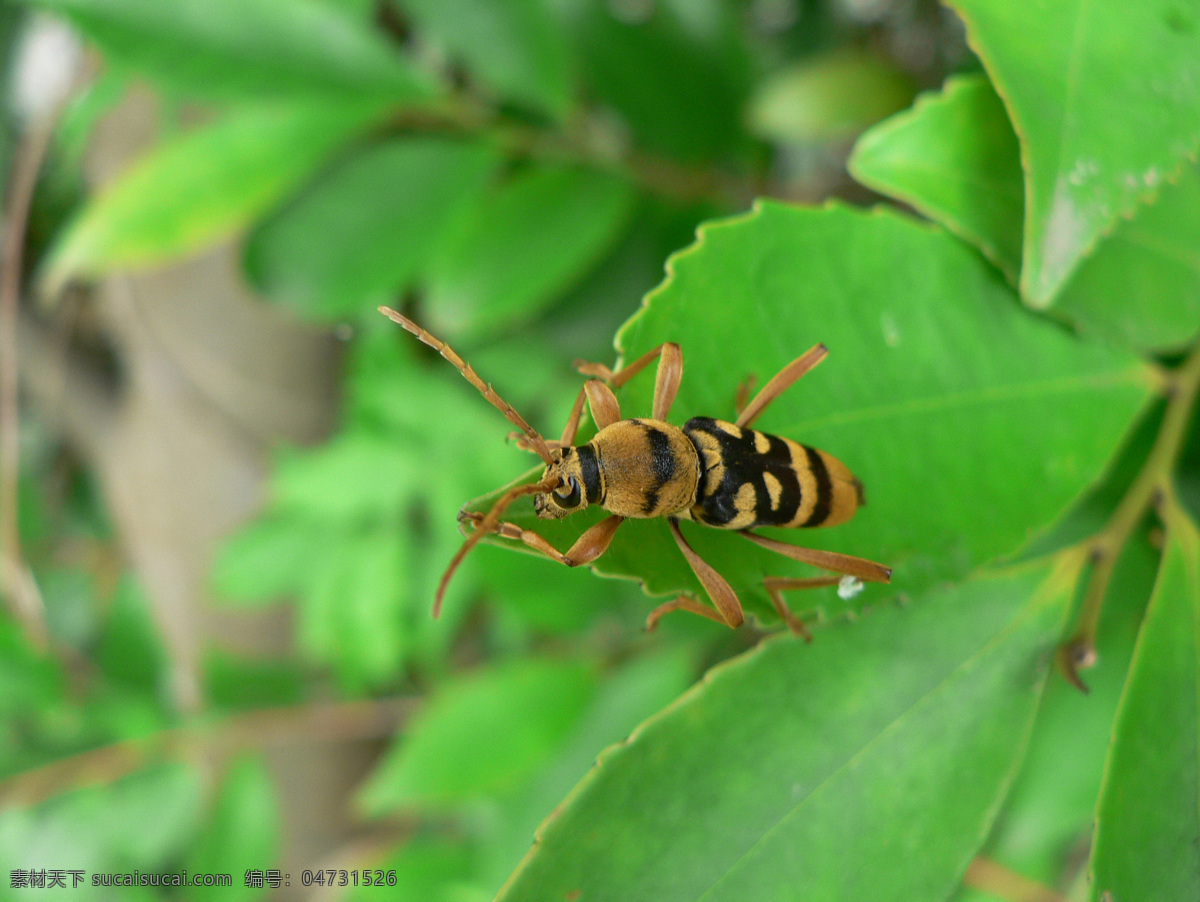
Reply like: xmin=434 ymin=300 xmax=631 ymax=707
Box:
xmin=946 ymin=0 xmax=1200 ymax=307
xmin=850 ymin=74 xmax=1024 ymax=284
xmin=43 ymin=100 xmax=385 ymax=289
xmin=21 ymin=0 xmax=433 ymax=101
xmin=1089 ymin=504 xmax=1200 ymax=902
xmin=398 ymin=0 xmax=572 ymax=118
xmin=245 ymin=138 xmax=500 ymax=319
xmin=852 ymin=74 xmax=1200 ymax=352
xmin=498 ymin=559 xmax=1075 ymax=901
xmin=486 ymin=202 xmax=1150 ymax=623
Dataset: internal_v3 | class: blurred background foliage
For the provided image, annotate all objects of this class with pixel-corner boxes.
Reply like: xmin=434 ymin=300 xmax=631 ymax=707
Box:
xmin=2 ymin=1 xmax=1198 ymax=901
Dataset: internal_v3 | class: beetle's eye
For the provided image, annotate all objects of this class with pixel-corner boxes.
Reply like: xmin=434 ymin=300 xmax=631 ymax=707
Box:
xmin=554 ymin=476 xmax=582 ymax=508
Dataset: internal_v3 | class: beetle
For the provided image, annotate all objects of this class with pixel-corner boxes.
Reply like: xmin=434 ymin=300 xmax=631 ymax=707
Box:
xmin=380 ymin=305 xmax=891 ymax=634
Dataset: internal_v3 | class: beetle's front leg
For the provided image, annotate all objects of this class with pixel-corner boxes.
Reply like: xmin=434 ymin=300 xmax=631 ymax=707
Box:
xmin=459 ymin=510 xmax=624 ymax=567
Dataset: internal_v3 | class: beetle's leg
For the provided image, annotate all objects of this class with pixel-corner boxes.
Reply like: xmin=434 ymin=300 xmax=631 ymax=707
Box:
xmin=735 ymin=344 xmax=828 ymax=429
xmin=575 ymin=342 xmax=684 ymax=420
xmin=734 ymin=373 xmax=757 ymax=418
xmin=666 ymin=519 xmax=744 ymax=628
xmin=645 ymin=594 xmax=733 ymax=631
xmin=763 ymin=575 xmax=843 ymax=641
xmin=464 ymin=513 xmax=625 ymax=567
xmin=739 ymin=530 xmax=893 ymax=584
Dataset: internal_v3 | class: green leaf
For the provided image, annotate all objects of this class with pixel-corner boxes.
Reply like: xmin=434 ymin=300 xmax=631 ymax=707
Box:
xmin=186 ymin=757 xmax=278 ymax=902
xmin=43 ymin=99 xmax=385 ymax=289
xmin=21 ymin=0 xmax=433 ymax=101
xmin=748 ymin=47 xmax=916 ymax=144
xmin=0 ymin=764 xmax=204 ymax=877
xmin=494 ymin=202 xmax=1150 ymax=622
xmin=482 ymin=646 xmax=698 ymax=889
xmin=358 ymin=658 xmax=597 ymax=814
xmin=425 ymin=165 xmax=635 ymax=338
xmin=1056 ymin=163 xmax=1200 ymax=352
xmin=968 ymin=531 xmax=1159 ymax=890
xmin=945 ymin=0 xmax=1200 ymax=307
xmin=246 ymin=138 xmax=500 ymax=319
xmin=852 ymin=74 xmax=1200 ymax=352
xmin=850 ymin=74 xmax=1024 ymax=284
xmin=498 ymin=559 xmax=1074 ymax=901
xmin=1089 ymin=504 xmax=1200 ymax=902
xmin=399 ymin=0 xmax=572 ymax=118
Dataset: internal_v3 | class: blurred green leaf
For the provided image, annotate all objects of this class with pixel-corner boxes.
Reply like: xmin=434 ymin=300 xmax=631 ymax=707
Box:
xmin=20 ymin=0 xmax=434 ymax=101
xmin=246 ymin=137 xmax=500 ymax=319
xmin=43 ymin=99 xmax=386 ymax=288
xmin=0 ymin=764 xmax=204 ymax=879
xmin=497 ymin=202 xmax=1152 ymax=622
xmin=94 ymin=575 xmax=164 ymax=693
xmin=1089 ymin=504 xmax=1200 ymax=902
xmin=425 ymin=165 xmax=636 ymax=338
xmin=352 ymin=837 xmax=490 ymax=902
xmin=498 ymin=559 xmax=1074 ymax=900
xmin=186 ymin=757 xmax=278 ymax=902
xmin=946 ymin=0 xmax=1200 ymax=307
xmin=203 ymin=651 xmax=306 ymax=711
xmin=399 ymin=0 xmax=572 ymax=118
xmin=748 ymin=47 xmax=916 ymax=144
xmin=850 ymin=74 xmax=1024 ymax=284
xmin=568 ymin=0 xmax=751 ymax=161
xmin=358 ymin=657 xmax=597 ymax=814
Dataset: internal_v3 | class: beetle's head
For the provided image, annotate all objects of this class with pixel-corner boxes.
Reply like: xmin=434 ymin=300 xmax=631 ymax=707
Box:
xmin=534 ymin=447 xmax=589 ymax=519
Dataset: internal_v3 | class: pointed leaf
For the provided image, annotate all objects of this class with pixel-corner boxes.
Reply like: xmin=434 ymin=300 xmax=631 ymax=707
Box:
xmin=850 ymin=74 xmax=1024 ymax=284
xmin=853 ymin=74 xmax=1200 ymax=352
xmin=946 ymin=0 xmax=1200 ymax=306
xmin=498 ymin=560 xmax=1075 ymax=901
xmin=246 ymin=138 xmax=500 ymax=319
xmin=1089 ymin=504 xmax=1200 ymax=901
xmin=44 ymin=100 xmax=385 ymax=288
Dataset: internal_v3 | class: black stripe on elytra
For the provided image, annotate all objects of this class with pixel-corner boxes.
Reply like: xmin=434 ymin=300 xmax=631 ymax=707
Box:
xmin=576 ymin=443 xmax=602 ymax=505
xmin=765 ymin=435 xmax=802 ymax=523
xmin=683 ymin=417 xmax=814 ymax=528
xmin=801 ymin=445 xmax=833 ymax=526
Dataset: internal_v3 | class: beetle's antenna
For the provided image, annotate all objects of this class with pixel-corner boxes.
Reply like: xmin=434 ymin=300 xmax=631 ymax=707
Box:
xmin=433 ymin=475 xmax=558 ymax=617
xmin=379 ymin=306 xmax=555 ymax=465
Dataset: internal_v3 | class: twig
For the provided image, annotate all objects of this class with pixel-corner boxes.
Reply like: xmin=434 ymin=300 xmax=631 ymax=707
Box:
xmin=0 ymin=695 xmax=415 ymax=808
xmin=1057 ymin=340 xmax=1200 ymax=690
xmin=964 ymin=856 xmax=1067 ymax=902
xmin=0 ymin=115 xmax=58 ymax=650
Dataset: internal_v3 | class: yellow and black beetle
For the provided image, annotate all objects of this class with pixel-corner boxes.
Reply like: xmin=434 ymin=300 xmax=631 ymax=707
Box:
xmin=380 ymin=306 xmax=891 ymax=634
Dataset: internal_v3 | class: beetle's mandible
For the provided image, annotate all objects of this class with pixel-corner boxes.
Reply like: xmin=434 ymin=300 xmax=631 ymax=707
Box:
xmin=379 ymin=306 xmax=891 ymax=635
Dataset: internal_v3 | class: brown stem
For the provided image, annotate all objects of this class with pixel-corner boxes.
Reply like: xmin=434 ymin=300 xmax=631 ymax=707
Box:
xmin=1059 ymin=340 xmax=1200 ymax=690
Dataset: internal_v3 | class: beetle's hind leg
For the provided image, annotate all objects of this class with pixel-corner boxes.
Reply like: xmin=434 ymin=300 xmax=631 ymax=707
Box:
xmin=654 ymin=519 xmax=745 ymax=629
xmin=763 ymin=576 xmax=844 ymax=640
